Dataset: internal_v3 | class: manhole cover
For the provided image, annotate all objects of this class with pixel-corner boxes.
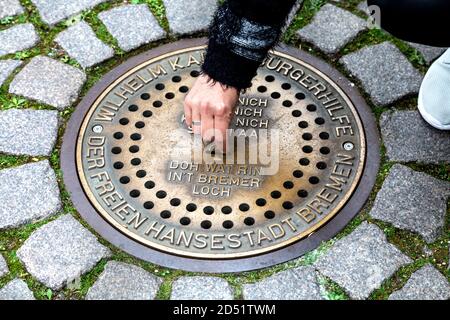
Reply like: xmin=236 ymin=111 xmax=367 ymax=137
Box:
xmin=62 ymin=39 xmax=379 ymax=272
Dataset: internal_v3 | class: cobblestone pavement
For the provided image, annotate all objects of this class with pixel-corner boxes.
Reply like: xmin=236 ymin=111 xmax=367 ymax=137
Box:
xmin=0 ymin=0 xmax=449 ymax=300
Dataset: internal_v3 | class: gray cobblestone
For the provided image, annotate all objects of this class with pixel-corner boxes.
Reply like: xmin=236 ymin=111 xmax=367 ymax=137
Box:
xmin=380 ymin=111 xmax=450 ymax=164
xmin=0 ymin=279 xmax=35 ymax=300
xmin=297 ymin=4 xmax=367 ymax=55
xmin=171 ymin=276 xmax=233 ymax=300
xmin=0 ymin=0 xmax=24 ymax=19
xmin=31 ymin=0 xmax=107 ymax=25
xmin=99 ymin=5 xmax=165 ymax=52
xmin=0 ymin=59 xmax=21 ymax=87
xmin=0 ymin=160 xmax=61 ymax=230
xmin=389 ymin=264 xmax=450 ymax=300
xmin=17 ymin=214 xmax=111 ymax=290
xmin=370 ymin=164 xmax=450 ymax=243
xmin=243 ymin=266 xmax=323 ymax=300
xmin=163 ymin=0 xmax=217 ymax=35
xmin=340 ymin=42 xmax=423 ymax=106
xmin=9 ymin=55 xmax=86 ymax=109
xmin=86 ymin=261 xmax=162 ymax=300
xmin=0 ymin=255 xmax=8 ymax=278
xmin=55 ymin=21 xmax=114 ymax=69
xmin=0 ymin=109 xmax=59 ymax=156
xmin=0 ymin=23 xmax=39 ymax=56
xmin=315 ymin=222 xmax=412 ymax=299
xmin=409 ymin=43 xmax=446 ymax=64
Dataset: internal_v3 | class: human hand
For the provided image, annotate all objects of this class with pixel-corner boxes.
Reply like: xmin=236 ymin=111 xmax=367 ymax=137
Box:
xmin=184 ymin=74 xmax=239 ymax=152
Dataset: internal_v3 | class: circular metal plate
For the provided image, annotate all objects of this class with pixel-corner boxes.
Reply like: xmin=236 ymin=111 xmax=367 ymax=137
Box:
xmin=61 ymin=38 xmax=380 ymax=272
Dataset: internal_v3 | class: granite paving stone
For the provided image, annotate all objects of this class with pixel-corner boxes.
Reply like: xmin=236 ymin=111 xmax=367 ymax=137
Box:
xmin=369 ymin=164 xmax=450 ymax=243
xmin=86 ymin=261 xmax=162 ymax=300
xmin=242 ymin=266 xmax=323 ymax=300
xmin=389 ymin=264 xmax=450 ymax=300
xmin=163 ymin=0 xmax=217 ymax=35
xmin=380 ymin=111 xmax=450 ymax=164
xmin=357 ymin=1 xmax=368 ymax=14
xmin=297 ymin=4 xmax=367 ymax=55
xmin=0 ymin=160 xmax=61 ymax=230
xmin=9 ymin=55 xmax=86 ymax=109
xmin=0 ymin=279 xmax=35 ymax=300
xmin=171 ymin=276 xmax=234 ymax=300
xmin=340 ymin=42 xmax=423 ymax=106
xmin=0 ymin=23 xmax=40 ymax=56
xmin=31 ymin=0 xmax=107 ymax=25
xmin=409 ymin=43 xmax=447 ymax=64
xmin=0 ymin=254 xmax=8 ymax=278
xmin=314 ymin=222 xmax=412 ymax=299
xmin=0 ymin=59 xmax=21 ymax=87
xmin=0 ymin=109 xmax=59 ymax=156
xmin=17 ymin=214 xmax=111 ymax=290
xmin=0 ymin=0 xmax=24 ymax=19
xmin=55 ymin=21 xmax=114 ymax=69
xmin=98 ymin=5 xmax=165 ymax=52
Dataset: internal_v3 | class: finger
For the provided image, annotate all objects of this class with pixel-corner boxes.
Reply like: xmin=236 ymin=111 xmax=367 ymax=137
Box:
xmin=191 ymin=103 xmax=202 ymax=135
xmin=214 ymin=115 xmax=232 ymax=153
xmin=201 ymin=113 xmax=215 ymax=143
xmin=183 ymin=97 xmax=192 ymax=126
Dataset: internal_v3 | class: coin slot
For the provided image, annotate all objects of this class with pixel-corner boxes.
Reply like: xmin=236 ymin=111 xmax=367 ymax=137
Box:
xmin=140 ymin=93 xmax=150 ymax=100
xmin=309 ymin=176 xmax=320 ymax=185
xmin=119 ymin=176 xmax=130 ymax=184
xmin=161 ymin=210 xmax=171 ymax=219
xmin=135 ymin=121 xmax=145 ymax=129
xmin=119 ymin=118 xmax=129 ymax=125
xmin=203 ymin=206 xmax=214 ymax=215
xmin=145 ymin=181 xmax=155 ymax=189
xmin=298 ymin=121 xmax=308 ymax=128
xmin=186 ymin=203 xmax=197 ymax=212
xmin=222 ymin=220 xmax=233 ymax=229
xmin=299 ymin=158 xmax=310 ymax=166
xmin=136 ymin=170 xmax=146 ymax=178
xmin=221 ymin=206 xmax=232 ymax=214
xmin=244 ymin=217 xmax=255 ymax=226
xmin=128 ymin=104 xmax=138 ymax=112
xmin=307 ymin=104 xmax=317 ymax=112
xmin=264 ymin=210 xmax=275 ymax=219
xmin=256 ymin=198 xmax=267 ymax=206
xmin=170 ymin=198 xmax=181 ymax=206
xmin=131 ymin=158 xmax=141 ymax=166
xmin=113 ymin=162 xmax=124 ymax=169
xmin=293 ymin=170 xmax=303 ymax=178
xmin=130 ymin=189 xmax=140 ymax=198
xmin=282 ymin=201 xmax=293 ymax=210
xmin=156 ymin=190 xmax=167 ymax=198
xmin=144 ymin=201 xmax=154 ymax=209
xmin=239 ymin=203 xmax=250 ymax=212
xmin=271 ymin=92 xmax=281 ymax=99
xmin=257 ymin=86 xmax=267 ymax=93
xmin=271 ymin=191 xmax=281 ymax=199
xmin=298 ymin=190 xmax=308 ymax=198
xmin=201 ymin=220 xmax=212 ymax=229
xmin=129 ymin=145 xmax=139 ymax=153
xmin=292 ymin=110 xmax=302 ymax=117
xmin=282 ymin=100 xmax=292 ymax=107
xmin=180 ymin=217 xmax=191 ymax=225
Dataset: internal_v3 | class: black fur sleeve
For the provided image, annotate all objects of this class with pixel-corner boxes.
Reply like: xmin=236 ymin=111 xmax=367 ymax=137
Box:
xmin=201 ymin=0 xmax=298 ymax=90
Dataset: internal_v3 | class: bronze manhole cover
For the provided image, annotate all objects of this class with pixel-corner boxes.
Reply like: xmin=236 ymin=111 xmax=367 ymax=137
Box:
xmin=62 ymin=39 xmax=379 ymax=272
